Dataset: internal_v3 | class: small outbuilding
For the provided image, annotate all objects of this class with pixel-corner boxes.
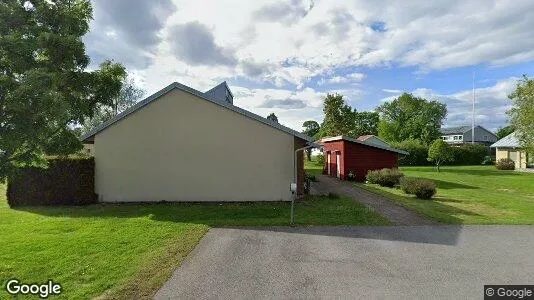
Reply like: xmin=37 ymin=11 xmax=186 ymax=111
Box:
xmin=320 ymin=135 xmax=408 ymax=181
xmin=490 ymin=132 xmax=533 ymax=170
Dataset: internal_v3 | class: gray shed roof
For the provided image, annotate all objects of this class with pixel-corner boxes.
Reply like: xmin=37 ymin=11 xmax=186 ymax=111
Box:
xmin=80 ymin=82 xmax=313 ymax=143
xmin=490 ymin=132 xmax=520 ymax=148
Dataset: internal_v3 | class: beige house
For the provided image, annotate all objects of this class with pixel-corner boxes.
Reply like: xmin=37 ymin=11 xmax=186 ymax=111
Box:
xmin=81 ymin=81 xmax=312 ymax=202
xmin=491 ymin=132 xmax=533 ymax=170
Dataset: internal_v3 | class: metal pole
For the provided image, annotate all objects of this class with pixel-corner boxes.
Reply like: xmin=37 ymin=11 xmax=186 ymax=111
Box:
xmin=472 ymin=71 xmax=475 ymax=144
xmin=291 ymin=150 xmax=297 ymax=226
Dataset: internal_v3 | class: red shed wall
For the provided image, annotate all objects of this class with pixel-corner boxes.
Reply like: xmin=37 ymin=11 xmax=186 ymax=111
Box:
xmin=344 ymin=141 xmax=399 ymax=181
xmin=323 ymin=141 xmax=344 ymax=178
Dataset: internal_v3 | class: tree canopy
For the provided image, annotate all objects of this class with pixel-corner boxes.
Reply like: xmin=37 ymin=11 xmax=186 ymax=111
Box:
xmin=496 ymin=125 xmax=516 ymax=139
xmin=0 ymin=0 xmax=126 ymax=180
xmin=350 ymin=111 xmax=379 ymax=137
xmin=319 ymin=93 xmax=354 ymax=137
xmin=80 ymin=77 xmax=144 ymax=135
xmin=302 ymin=120 xmax=320 ymax=139
xmin=508 ymin=75 xmax=534 ymax=152
xmin=376 ymin=93 xmax=447 ymax=145
xmin=266 ymin=113 xmax=278 ymax=123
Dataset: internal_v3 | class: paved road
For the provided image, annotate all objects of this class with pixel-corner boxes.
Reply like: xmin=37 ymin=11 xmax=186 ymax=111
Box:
xmin=155 ymin=226 xmax=534 ymax=299
xmin=313 ymin=174 xmax=438 ymax=225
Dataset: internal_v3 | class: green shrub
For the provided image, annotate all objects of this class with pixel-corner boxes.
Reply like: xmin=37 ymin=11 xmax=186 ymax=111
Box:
xmin=413 ymin=180 xmax=437 ymax=200
xmin=482 ymin=156 xmax=495 ymax=165
xmin=496 ymin=158 xmax=515 ymax=170
xmin=316 ymin=154 xmax=325 ymax=165
xmin=390 ymin=139 xmax=431 ymax=166
xmin=306 ymin=173 xmax=317 ymax=182
xmin=400 ymin=177 xmax=436 ymax=199
xmin=448 ymin=144 xmax=489 ymax=165
xmin=399 ymin=177 xmax=418 ymax=194
xmin=366 ymin=168 xmax=404 ymax=187
xmin=347 ymin=170 xmax=356 ymax=181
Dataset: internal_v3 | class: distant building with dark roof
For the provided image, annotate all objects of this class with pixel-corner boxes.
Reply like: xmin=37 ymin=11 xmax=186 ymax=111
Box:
xmin=440 ymin=125 xmax=498 ymax=146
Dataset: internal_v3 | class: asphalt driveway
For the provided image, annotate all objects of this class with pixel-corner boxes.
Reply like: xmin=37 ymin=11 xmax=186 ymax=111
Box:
xmin=155 ymin=226 xmax=534 ymax=299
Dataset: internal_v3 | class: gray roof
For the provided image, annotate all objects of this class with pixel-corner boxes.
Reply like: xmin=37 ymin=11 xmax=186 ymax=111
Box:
xmin=80 ymin=82 xmax=313 ymax=143
xmin=490 ymin=132 xmax=520 ymax=148
xmin=320 ymin=136 xmax=409 ymax=155
xmin=440 ymin=125 xmax=472 ymax=135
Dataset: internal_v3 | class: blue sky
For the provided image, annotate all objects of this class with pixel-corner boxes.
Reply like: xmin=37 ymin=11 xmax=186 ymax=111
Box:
xmin=83 ymin=0 xmax=534 ymax=132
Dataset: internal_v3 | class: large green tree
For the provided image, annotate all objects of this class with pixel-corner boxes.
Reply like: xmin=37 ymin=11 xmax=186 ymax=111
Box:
xmin=508 ymin=75 xmax=534 ymax=152
xmin=377 ymin=93 xmax=447 ymax=145
xmin=496 ymin=125 xmax=515 ymax=139
xmin=302 ymin=120 xmax=320 ymax=138
xmin=350 ymin=111 xmax=379 ymax=137
xmin=80 ymin=77 xmax=144 ymax=135
xmin=319 ymin=93 xmax=354 ymax=137
xmin=302 ymin=120 xmax=320 ymax=161
xmin=0 ymin=0 xmax=126 ymax=180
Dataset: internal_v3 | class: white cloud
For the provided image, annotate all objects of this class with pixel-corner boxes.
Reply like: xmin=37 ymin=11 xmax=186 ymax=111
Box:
xmin=233 ymin=86 xmax=325 ymax=130
xmin=83 ymin=0 xmax=532 ymax=132
xmin=319 ymin=72 xmax=366 ymax=85
xmin=382 ymin=89 xmax=403 ymax=93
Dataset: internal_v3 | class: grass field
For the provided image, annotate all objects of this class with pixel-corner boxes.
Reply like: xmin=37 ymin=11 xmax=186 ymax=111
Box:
xmin=304 ymin=157 xmax=323 ymax=176
xmin=358 ymin=166 xmax=534 ymax=224
xmin=0 ymin=183 xmax=387 ymax=299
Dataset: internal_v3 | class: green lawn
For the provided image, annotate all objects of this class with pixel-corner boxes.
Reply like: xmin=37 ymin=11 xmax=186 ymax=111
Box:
xmin=304 ymin=156 xmax=323 ymax=176
xmin=358 ymin=166 xmax=534 ymax=224
xmin=0 ymin=184 xmax=387 ymax=299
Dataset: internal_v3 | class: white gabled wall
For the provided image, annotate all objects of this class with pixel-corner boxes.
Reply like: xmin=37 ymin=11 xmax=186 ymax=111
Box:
xmin=94 ymin=89 xmax=296 ymax=202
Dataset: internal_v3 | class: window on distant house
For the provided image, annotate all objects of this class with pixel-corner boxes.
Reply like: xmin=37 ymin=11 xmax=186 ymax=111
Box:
xmin=453 ymin=136 xmax=458 ymax=140
xmin=459 ymin=136 xmax=463 ymax=140
xmin=484 ymin=135 xmax=488 ymax=141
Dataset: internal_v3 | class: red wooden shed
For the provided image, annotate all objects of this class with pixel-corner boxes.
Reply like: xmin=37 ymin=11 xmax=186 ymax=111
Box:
xmin=320 ymin=136 xmax=408 ymax=181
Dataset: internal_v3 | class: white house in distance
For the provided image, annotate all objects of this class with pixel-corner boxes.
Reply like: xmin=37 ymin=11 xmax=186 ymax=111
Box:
xmin=81 ymin=81 xmax=313 ymax=202
xmin=440 ymin=125 xmax=498 ymax=146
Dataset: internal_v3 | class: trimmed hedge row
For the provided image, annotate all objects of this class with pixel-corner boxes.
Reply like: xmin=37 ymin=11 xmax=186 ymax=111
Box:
xmin=391 ymin=140 xmax=489 ymax=166
xmin=7 ymin=158 xmax=97 ymax=207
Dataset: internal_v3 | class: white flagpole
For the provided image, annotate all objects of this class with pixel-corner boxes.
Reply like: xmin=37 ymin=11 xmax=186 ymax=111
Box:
xmin=472 ymin=71 xmax=475 ymax=144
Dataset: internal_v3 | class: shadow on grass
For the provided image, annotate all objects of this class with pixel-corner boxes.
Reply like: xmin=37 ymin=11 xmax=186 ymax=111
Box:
xmin=430 ymin=179 xmax=478 ymax=190
xmin=408 ymin=167 xmax=520 ymax=177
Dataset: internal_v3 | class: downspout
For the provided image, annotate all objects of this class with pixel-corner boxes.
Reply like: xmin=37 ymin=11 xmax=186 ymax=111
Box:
xmin=291 ymin=143 xmax=321 ymax=226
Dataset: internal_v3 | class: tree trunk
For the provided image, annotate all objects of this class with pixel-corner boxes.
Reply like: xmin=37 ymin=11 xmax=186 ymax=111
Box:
xmin=306 ymin=149 xmax=312 ymax=161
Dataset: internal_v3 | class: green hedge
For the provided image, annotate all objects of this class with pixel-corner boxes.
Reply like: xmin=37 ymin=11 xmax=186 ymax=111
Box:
xmin=448 ymin=144 xmax=488 ymax=165
xmin=7 ymin=158 xmax=96 ymax=207
xmin=390 ymin=139 xmax=432 ymax=166
xmin=392 ymin=140 xmax=489 ymax=166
